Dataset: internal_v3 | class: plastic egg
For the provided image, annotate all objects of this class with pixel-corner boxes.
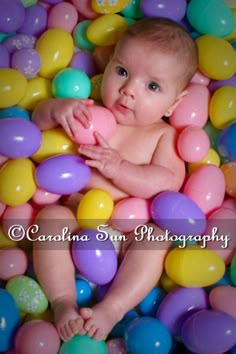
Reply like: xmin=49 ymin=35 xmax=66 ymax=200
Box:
xmin=204 ymin=206 xmax=236 ymax=265
xmin=0 ymin=118 xmax=42 ymax=159
xmin=0 ymin=43 xmax=10 ymax=68
xmin=138 ymin=287 xmax=166 ymax=317
xmin=17 ymin=3 xmax=47 ymax=37
xmin=73 ymin=20 xmax=96 ymax=52
xmin=187 ymin=148 xmax=220 ymax=175
xmin=231 ymin=254 xmax=236 ymax=286
xmin=35 ymin=154 xmax=91 ymax=195
xmin=182 ymin=310 xmax=236 ymax=354
xmin=0 ymin=69 xmax=27 ymax=109
xmin=111 ymin=197 xmax=151 ymax=233
xmin=190 ymin=70 xmax=210 ymax=86
xmin=177 ymin=126 xmax=210 ymax=162
xmin=183 ymin=164 xmax=225 ymax=215
xmin=73 ymin=105 xmax=117 ymax=145
xmin=156 ymin=287 xmax=209 ymax=336
xmin=141 ymin=0 xmax=187 ymax=22
xmin=77 ymin=189 xmax=114 ymax=229
xmin=3 ymin=34 xmax=36 ymax=54
xmin=59 ymin=334 xmax=107 ymax=354
xmin=151 ymin=191 xmax=207 ymax=236
xmin=196 ymin=35 xmax=236 ymax=80
xmin=187 ymin=0 xmax=235 ymax=37
xmin=11 ymin=49 xmax=41 ymax=79
xmin=0 ymin=159 xmax=37 ymax=206
xmin=0 ymin=289 xmax=20 ymax=352
xmin=32 ymin=188 xmax=61 ymax=206
xmin=6 ymin=275 xmax=48 ymax=314
xmin=170 ymin=84 xmax=210 ymax=131
xmin=15 ymin=320 xmax=60 ymax=354
xmin=86 ymin=14 xmax=128 ymax=46
xmin=217 ymin=121 xmax=236 ymax=161
xmin=90 ymin=74 xmax=103 ymax=101
xmin=0 ymin=225 xmax=17 ymax=249
xmin=36 ymin=28 xmax=74 ymax=79
xmin=91 ymin=0 xmax=130 ymax=14
xmin=47 ymin=2 xmax=78 ymax=33
xmin=0 ymin=248 xmax=28 ymax=281
xmin=210 ymin=286 xmax=236 ymax=319
xmin=224 ymin=8 xmax=236 ymax=41
xmin=208 ymin=74 xmax=236 ymax=94
xmin=120 ymin=0 xmax=144 ymax=19
xmin=52 ymin=68 xmax=91 ymax=99
xmin=18 ymin=77 xmax=52 ymax=111
xmin=124 ymin=317 xmax=172 ymax=354
xmin=71 ymin=0 xmax=98 ymax=19
xmin=221 ymin=161 xmax=236 ymax=198
xmin=72 ymin=229 xmax=118 ymax=285
xmin=203 ymin=120 xmax=221 ymax=150
xmin=106 ymin=338 xmax=128 ymax=354
xmin=210 ymin=86 xmax=236 ymax=129
xmin=0 ymin=201 xmax=6 ymax=217
xmin=75 ymin=278 xmax=93 ymax=307
xmin=165 ymin=245 xmax=225 ymax=287
xmin=31 ymin=128 xmax=77 ymax=163
xmin=0 ymin=0 xmax=25 ymax=33
xmin=70 ymin=51 xmax=97 ymax=78
xmin=0 ymin=106 xmax=30 ymax=121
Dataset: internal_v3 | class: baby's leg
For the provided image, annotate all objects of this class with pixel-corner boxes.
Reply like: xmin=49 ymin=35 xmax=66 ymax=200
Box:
xmin=33 ymin=205 xmax=86 ymax=341
xmin=80 ymin=223 xmax=171 ymax=340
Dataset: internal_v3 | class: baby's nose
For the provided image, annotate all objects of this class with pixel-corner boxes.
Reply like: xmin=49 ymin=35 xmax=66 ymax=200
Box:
xmin=120 ymin=82 xmax=135 ymax=99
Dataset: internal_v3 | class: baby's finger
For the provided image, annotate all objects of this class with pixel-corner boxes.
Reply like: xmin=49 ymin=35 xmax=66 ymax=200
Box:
xmin=79 ymin=145 xmax=104 ymax=160
xmin=80 ymin=99 xmax=94 ymax=106
xmin=84 ymin=159 xmax=102 ymax=169
xmin=94 ymin=131 xmax=110 ymax=148
xmin=74 ymin=112 xmax=91 ymax=129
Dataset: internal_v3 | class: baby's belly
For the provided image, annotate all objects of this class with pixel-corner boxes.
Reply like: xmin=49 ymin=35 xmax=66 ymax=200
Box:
xmin=83 ymin=169 xmax=129 ymax=202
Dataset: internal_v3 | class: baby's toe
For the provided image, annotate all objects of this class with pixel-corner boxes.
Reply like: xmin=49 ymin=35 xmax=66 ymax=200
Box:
xmin=68 ymin=319 xmax=77 ymax=335
xmin=76 ymin=318 xmax=86 ymax=335
xmin=87 ymin=324 xmax=97 ymax=338
xmin=84 ymin=318 xmax=94 ymax=332
xmin=93 ymin=328 xmax=104 ymax=341
xmin=64 ymin=323 xmax=74 ymax=340
xmin=80 ymin=307 xmax=93 ymax=319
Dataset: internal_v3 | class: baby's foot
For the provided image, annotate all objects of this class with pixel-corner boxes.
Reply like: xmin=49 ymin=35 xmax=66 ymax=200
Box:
xmin=53 ymin=299 xmax=86 ymax=341
xmin=80 ymin=302 xmax=123 ymax=341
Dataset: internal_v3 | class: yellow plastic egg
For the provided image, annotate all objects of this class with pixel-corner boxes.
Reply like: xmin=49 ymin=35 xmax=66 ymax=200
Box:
xmin=77 ymin=189 xmax=114 ymax=229
xmin=91 ymin=0 xmax=130 ymax=14
xmin=165 ymin=244 xmax=225 ymax=287
xmin=0 ymin=159 xmax=37 ymax=206
xmin=31 ymin=128 xmax=77 ymax=163
xmin=196 ymin=34 xmax=236 ymax=80
xmin=159 ymin=271 xmax=179 ymax=293
xmin=188 ymin=148 xmax=220 ymax=175
xmin=36 ymin=28 xmax=74 ymax=79
xmin=18 ymin=77 xmax=52 ymax=111
xmin=0 ymin=225 xmax=16 ymax=249
xmin=90 ymin=74 xmax=103 ymax=101
xmin=87 ymin=14 xmax=128 ymax=46
xmin=209 ymin=86 xmax=236 ymax=129
xmin=0 ymin=69 xmax=27 ymax=109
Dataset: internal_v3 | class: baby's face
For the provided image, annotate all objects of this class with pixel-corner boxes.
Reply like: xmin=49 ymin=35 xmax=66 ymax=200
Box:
xmin=101 ymin=37 xmax=184 ymax=126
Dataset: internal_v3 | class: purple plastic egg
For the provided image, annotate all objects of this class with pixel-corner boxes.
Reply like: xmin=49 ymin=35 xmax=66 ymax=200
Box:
xmin=35 ymin=154 xmax=91 ymax=195
xmin=141 ymin=0 xmax=187 ymax=22
xmin=151 ymin=191 xmax=207 ymax=236
xmin=72 ymin=229 xmax=118 ymax=285
xmin=208 ymin=74 xmax=236 ymax=94
xmin=0 ymin=0 xmax=25 ymax=33
xmin=182 ymin=310 xmax=236 ymax=354
xmin=156 ymin=287 xmax=209 ymax=336
xmin=3 ymin=34 xmax=36 ymax=54
xmin=0 ymin=44 xmax=10 ymax=68
xmin=11 ymin=49 xmax=41 ymax=79
xmin=70 ymin=51 xmax=97 ymax=78
xmin=17 ymin=4 xmax=48 ymax=37
xmin=0 ymin=118 xmax=42 ymax=158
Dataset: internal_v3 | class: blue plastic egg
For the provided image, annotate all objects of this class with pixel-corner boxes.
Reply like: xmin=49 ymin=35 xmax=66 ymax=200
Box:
xmin=217 ymin=121 xmax=236 ymax=161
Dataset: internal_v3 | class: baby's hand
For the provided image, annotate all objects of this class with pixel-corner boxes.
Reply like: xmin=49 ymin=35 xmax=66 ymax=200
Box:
xmin=79 ymin=132 xmax=123 ymax=179
xmin=51 ymin=98 xmax=94 ymax=140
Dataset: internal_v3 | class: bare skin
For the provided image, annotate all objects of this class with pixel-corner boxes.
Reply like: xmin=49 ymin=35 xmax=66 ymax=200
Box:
xmin=32 ymin=35 xmax=190 ymax=341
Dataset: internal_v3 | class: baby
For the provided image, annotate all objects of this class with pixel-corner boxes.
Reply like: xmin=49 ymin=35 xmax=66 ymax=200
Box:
xmin=32 ymin=17 xmax=198 ymax=342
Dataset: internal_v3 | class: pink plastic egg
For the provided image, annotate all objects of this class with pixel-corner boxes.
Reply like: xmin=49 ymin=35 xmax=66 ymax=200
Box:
xmin=15 ymin=320 xmax=60 ymax=354
xmin=74 ymin=105 xmax=117 ymax=145
xmin=71 ymin=0 xmax=98 ymax=19
xmin=0 ymin=247 xmax=28 ymax=281
xmin=107 ymin=338 xmax=128 ymax=354
xmin=222 ymin=198 xmax=236 ymax=212
xmin=0 ymin=201 xmax=6 ymax=217
xmin=48 ymin=2 xmax=78 ymax=33
xmin=183 ymin=165 xmax=225 ymax=215
xmin=191 ymin=70 xmax=211 ymax=86
xmin=177 ymin=126 xmax=210 ymax=162
xmin=205 ymin=207 xmax=236 ymax=265
xmin=32 ymin=187 xmax=61 ymax=206
xmin=111 ymin=197 xmax=151 ymax=232
xmin=170 ymin=84 xmax=210 ymax=130
xmin=210 ymin=286 xmax=236 ymax=320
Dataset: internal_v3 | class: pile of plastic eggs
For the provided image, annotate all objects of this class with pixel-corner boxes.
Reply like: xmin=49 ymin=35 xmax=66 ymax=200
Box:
xmin=0 ymin=0 xmax=236 ymax=353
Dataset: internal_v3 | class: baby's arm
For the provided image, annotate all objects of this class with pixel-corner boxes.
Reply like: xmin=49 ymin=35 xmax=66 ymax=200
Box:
xmin=79 ymin=127 xmax=185 ymax=199
xmin=32 ymin=98 xmax=94 ymax=140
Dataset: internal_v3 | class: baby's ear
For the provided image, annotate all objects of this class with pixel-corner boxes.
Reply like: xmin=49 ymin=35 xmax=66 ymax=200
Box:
xmin=164 ymin=90 xmax=188 ymax=117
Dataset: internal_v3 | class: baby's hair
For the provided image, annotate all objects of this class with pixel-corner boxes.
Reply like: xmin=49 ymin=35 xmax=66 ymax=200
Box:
xmin=120 ymin=17 xmax=198 ymax=90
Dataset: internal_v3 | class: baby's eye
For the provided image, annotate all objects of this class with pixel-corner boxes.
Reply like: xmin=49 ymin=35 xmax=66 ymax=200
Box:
xmin=116 ymin=66 xmax=128 ymax=77
xmin=148 ymin=82 xmax=160 ymax=92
